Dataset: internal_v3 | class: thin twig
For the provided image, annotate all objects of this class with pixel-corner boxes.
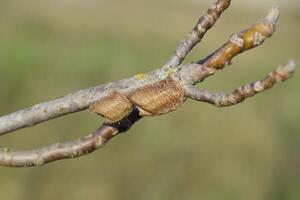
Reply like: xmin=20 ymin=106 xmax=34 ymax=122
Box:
xmin=193 ymin=6 xmax=280 ymax=84
xmin=0 ymin=125 xmax=116 ymax=167
xmin=184 ymin=61 xmax=295 ymax=107
xmin=0 ymin=107 xmax=142 ymax=167
xmin=163 ymin=0 xmax=231 ymax=68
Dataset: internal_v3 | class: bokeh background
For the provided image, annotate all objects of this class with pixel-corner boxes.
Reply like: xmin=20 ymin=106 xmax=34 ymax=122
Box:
xmin=0 ymin=0 xmax=299 ymax=199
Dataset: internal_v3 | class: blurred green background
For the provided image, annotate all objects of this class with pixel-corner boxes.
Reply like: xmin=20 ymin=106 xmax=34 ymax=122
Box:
xmin=0 ymin=0 xmax=299 ymax=199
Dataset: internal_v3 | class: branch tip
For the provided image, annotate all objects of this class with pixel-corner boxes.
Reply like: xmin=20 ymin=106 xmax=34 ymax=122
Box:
xmin=281 ymin=60 xmax=296 ymax=74
xmin=163 ymin=0 xmax=232 ymax=68
xmin=265 ymin=6 xmax=280 ymax=24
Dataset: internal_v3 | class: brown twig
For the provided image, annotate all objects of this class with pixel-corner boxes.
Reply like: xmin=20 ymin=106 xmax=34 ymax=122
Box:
xmin=184 ymin=61 xmax=295 ymax=107
xmin=0 ymin=107 xmax=142 ymax=167
xmin=0 ymin=1 xmax=296 ymax=167
xmin=0 ymin=125 xmax=116 ymax=167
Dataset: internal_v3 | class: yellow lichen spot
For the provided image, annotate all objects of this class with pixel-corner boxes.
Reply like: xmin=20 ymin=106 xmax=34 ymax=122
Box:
xmin=166 ymin=68 xmax=174 ymax=76
xmin=134 ymin=73 xmax=147 ymax=81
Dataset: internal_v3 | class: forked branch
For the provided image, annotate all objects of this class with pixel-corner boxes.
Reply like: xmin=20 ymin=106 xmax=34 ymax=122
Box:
xmin=0 ymin=0 xmax=296 ymax=167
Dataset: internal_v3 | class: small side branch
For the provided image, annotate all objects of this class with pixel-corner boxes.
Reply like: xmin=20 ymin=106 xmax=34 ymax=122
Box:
xmin=0 ymin=125 xmax=117 ymax=167
xmin=0 ymin=107 xmax=142 ymax=167
xmin=191 ymin=6 xmax=280 ymax=84
xmin=184 ymin=61 xmax=295 ymax=107
xmin=164 ymin=0 xmax=231 ymax=68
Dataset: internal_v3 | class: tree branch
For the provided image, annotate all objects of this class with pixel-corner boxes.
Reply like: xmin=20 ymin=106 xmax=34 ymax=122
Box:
xmin=0 ymin=2 xmax=296 ymax=167
xmin=0 ymin=0 xmax=231 ymax=136
xmin=0 ymin=71 xmax=159 ymax=135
